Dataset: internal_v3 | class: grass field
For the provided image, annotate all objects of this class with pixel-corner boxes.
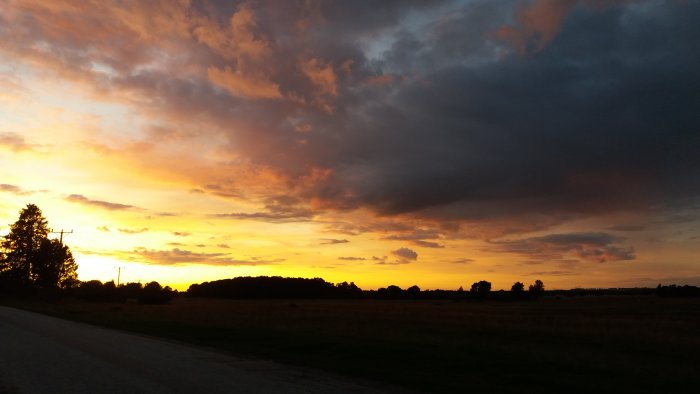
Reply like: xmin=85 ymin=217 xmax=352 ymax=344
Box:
xmin=6 ymin=296 xmax=700 ymax=393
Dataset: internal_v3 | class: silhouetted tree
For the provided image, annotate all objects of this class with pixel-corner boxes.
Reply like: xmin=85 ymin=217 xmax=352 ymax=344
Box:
xmin=75 ymin=280 xmax=108 ymax=301
xmin=511 ymin=281 xmax=526 ymax=299
xmin=529 ymin=279 xmax=545 ymax=297
xmin=121 ymin=282 xmax=143 ymax=300
xmin=384 ymin=285 xmax=404 ymax=298
xmin=140 ymin=281 xmax=175 ymax=304
xmin=0 ymin=204 xmax=78 ymax=291
xmin=33 ymin=238 xmax=78 ymax=289
xmin=335 ymin=281 xmax=362 ymax=298
xmin=1 ymin=204 xmax=50 ymax=287
xmin=470 ymin=280 xmax=491 ymax=298
xmin=407 ymin=285 xmax=421 ymax=298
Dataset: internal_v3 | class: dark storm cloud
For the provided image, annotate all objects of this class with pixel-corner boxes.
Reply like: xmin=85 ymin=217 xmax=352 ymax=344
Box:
xmin=307 ymin=0 xmax=700 ymax=222
xmin=4 ymin=0 xmax=699 ymax=235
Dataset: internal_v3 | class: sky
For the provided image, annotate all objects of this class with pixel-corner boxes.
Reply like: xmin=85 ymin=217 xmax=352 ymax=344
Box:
xmin=1 ymin=0 xmax=699 ymax=291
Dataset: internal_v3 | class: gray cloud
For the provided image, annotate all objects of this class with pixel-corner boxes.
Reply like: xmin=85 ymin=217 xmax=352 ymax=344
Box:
xmin=212 ymin=195 xmax=314 ymax=222
xmin=320 ymin=238 xmax=349 ymax=245
xmin=131 ymin=247 xmax=283 ymax=266
xmin=488 ymin=232 xmax=636 ymax=263
xmin=608 ymin=225 xmax=646 ymax=232
xmin=451 ymin=258 xmax=474 ymax=264
xmin=391 ymin=247 xmax=418 ymax=261
xmin=411 ymin=240 xmax=444 ymax=248
xmin=66 ymin=194 xmax=137 ymax=211
xmin=380 ymin=229 xmax=444 ymax=246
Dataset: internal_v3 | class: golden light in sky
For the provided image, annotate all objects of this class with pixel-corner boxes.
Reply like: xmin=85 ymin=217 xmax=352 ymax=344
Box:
xmin=1 ymin=0 xmax=699 ymax=290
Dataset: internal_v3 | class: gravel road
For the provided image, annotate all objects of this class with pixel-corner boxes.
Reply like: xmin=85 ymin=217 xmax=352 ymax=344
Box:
xmin=0 ymin=306 xmax=391 ymax=394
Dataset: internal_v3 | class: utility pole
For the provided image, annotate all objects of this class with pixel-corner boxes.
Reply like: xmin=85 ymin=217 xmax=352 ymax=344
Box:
xmin=50 ymin=229 xmax=73 ymax=244
xmin=114 ymin=266 xmax=125 ymax=287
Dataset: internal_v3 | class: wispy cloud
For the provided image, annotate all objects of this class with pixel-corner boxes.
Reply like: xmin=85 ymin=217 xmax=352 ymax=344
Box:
xmin=66 ymin=194 xmax=137 ymax=211
xmin=131 ymin=247 xmax=284 ymax=266
xmin=411 ymin=240 xmax=444 ymax=248
xmin=607 ymin=225 xmax=646 ymax=232
xmin=321 ymin=238 xmax=349 ymax=245
xmin=0 ymin=132 xmax=34 ymax=152
xmin=212 ymin=196 xmax=314 ymax=222
xmin=381 ymin=229 xmax=445 ymax=248
xmin=0 ymin=184 xmax=31 ymax=195
xmin=118 ymin=227 xmax=149 ymax=234
xmin=487 ymin=232 xmax=636 ymax=263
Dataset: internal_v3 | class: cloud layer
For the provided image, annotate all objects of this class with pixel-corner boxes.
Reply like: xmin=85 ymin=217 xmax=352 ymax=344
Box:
xmin=1 ymin=0 xmax=698 ymax=278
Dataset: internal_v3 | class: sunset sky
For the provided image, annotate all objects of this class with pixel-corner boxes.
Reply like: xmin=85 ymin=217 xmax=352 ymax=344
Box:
xmin=1 ymin=0 xmax=698 ymax=291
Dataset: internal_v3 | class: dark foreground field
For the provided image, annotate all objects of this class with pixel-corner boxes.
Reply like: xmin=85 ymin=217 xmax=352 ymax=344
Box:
xmin=6 ymin=296 xmax=700 ymax=393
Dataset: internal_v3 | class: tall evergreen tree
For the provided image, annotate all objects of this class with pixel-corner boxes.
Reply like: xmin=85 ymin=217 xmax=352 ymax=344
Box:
xmin=1 ymin=204 xmax=78 ymax=289
xmin=1 ymin=204 xmax=49 ymax=286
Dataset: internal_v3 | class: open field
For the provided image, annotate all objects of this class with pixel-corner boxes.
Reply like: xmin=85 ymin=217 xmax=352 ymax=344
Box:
xmin=5 ymin=296 xmax=700 ymax=393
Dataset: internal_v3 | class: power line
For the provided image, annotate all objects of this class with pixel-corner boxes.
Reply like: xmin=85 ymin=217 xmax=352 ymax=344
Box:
xmin=49 ymin=229 xmax=73 ymax=244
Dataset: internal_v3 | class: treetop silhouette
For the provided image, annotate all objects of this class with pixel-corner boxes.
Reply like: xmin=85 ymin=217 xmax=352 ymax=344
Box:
xmin=0 ymin=204 xmax=78 ymax=291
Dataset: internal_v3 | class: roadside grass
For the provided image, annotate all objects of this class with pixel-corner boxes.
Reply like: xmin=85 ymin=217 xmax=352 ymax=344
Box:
xmin=4 ymin=296 xmax=700 ymax=393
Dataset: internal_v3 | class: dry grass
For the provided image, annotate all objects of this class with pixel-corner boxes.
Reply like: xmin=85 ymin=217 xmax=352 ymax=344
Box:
xmin=7 ymin=296 xmax=700 ymax=393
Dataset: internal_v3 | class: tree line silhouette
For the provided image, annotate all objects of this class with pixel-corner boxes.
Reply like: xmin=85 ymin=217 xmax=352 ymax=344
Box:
xmin=2 ymin=204 xmax=699 ymax=303
xmin=187 ymin=276 xmax=362 ymax=299
xmin=656 ymin=284 xmax=700 ymax=298
xmin=184 ymin=277 xmax=549 ymax=301
xmin=75 ymin=280 xmax=176 ymax=304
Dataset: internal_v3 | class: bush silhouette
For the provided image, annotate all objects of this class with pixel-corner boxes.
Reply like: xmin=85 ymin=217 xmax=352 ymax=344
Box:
xmin=470 ymin=280 xmax=491 ymax=299
xmin=529 ymin=280 xmax=545 ymax=297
